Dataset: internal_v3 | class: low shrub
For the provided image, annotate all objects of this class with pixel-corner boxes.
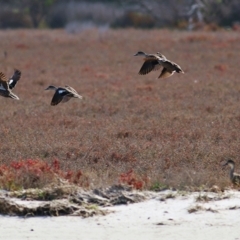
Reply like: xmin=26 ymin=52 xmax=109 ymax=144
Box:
xmin=0 ymin=159 xmax=88 ymax=191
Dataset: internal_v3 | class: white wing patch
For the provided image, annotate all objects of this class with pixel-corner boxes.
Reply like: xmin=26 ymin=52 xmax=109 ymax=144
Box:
xmin=58 ymin=89 xmax=66 ymax=94
xmin=9 ymin=79 xmax=13 ymax=85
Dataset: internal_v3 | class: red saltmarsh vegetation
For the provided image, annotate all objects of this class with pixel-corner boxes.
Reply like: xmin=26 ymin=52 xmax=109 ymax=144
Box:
xmin=1 ymin=29 xmax=240 ymax=190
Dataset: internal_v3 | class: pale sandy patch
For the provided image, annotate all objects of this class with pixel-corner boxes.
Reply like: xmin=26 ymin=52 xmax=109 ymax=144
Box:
xmin=1 ymin=190 xmax=240 ymax=240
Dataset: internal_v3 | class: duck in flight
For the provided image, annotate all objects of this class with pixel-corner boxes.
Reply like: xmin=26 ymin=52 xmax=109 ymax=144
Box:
xmin=134 ymin=51 xmax=184 ymax=79
xmin=45 ymin=85 xmax=83 ymax=106
xmin=0 ymin=69 xmax=21 ymax=100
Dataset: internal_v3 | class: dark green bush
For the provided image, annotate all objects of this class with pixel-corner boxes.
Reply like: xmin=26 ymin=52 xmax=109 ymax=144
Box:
xmin=111 ymin=11 xmax=155 ymax=29
xmin=0 ymin=10 xmax=32 ymax=28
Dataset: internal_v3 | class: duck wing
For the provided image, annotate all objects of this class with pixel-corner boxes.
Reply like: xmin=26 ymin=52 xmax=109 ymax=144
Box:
xmin=158 ymin=59 xmax=184 ymax=78
xmin=161 ymin=60 xmax=184 ymax=73
xmin=0 ymin=72 xmax=19 ymax=100
xmin=0 ymin=72 xmax=10 ymax=91
xmin=65 ymin=85 xmax=82 ymax=99
xmin=138 ymin=60 xmax=160 ymax=75
xmin=8 ymin=69 xmax=21 ymax=89
xmin=61 ymin=95 xmax=72 ymax=103
xmin=50 ymin=88 xmax=69 ymax=106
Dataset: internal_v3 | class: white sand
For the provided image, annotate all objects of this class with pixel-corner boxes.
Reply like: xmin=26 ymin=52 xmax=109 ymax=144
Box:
xmin=1 ymin=190 xmax=240 ymax=240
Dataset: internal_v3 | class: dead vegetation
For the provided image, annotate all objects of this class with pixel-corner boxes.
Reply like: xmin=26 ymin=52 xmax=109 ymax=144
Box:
xmin=188 ymin=205 xmax=218 ymax=213
xmin=0 ymin=29 xmax=240 ymax=191
xmin=0 ymin=184 xmax=146 ymax=217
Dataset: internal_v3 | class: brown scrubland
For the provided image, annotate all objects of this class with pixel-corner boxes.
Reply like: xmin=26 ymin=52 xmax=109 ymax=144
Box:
xmin=0 ymin=29 xmax=240 ymax=191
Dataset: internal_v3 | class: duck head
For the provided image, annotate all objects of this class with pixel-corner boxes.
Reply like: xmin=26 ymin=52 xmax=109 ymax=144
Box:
xmin=45 ymin=85 xmax=57 ymax=91
xmin=134 ymin=51 xmax=147 ymax=56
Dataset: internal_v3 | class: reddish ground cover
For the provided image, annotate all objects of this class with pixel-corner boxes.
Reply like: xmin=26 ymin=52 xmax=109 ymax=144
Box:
xmin=0 ymin=29 xmax=240 ymax=190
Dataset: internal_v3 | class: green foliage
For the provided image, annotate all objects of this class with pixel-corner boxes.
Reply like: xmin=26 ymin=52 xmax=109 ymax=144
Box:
xmin=26 ymin=0 xmax=58 ymax=28
xmin=0 ymin=10 xmax=32 ymax=28
xmin=112 ymin=11 xmax=155 ymax=29
xmin=150 ymin=182 xmax=168 ymax=192
xmin=1 ymin=0 xmax=240 ymax=29
xmin=0 ymin=0 xmax=58 ymax=28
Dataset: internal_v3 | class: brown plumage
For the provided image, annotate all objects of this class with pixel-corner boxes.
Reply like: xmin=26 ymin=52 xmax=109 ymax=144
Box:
xmin=0 ymin=70 xmax=21 ymax=100
xmin=134 ymin=51 xmax=184 ymax=79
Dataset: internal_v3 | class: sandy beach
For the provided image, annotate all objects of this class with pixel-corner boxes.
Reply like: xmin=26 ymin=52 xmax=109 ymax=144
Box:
xmin=1 ymin=190 xmax=240 ymax=240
